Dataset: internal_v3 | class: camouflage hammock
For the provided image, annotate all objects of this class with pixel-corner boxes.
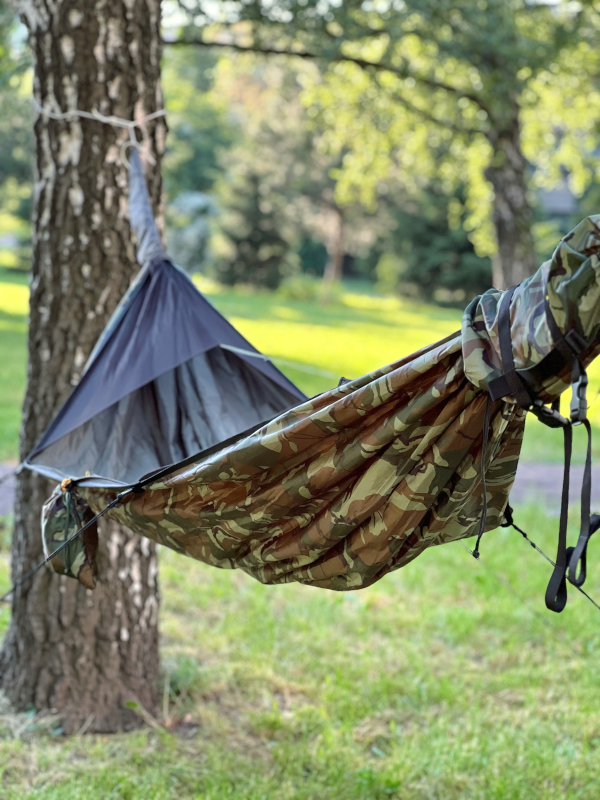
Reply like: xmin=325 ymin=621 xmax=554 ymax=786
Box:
xmin=42 ymin=216 xmax=600 ymax=611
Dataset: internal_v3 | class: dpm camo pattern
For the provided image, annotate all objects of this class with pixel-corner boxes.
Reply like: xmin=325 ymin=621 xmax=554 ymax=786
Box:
xmin=43 ymin=216 xmax=600 ymax=591
xmin=42 ymin=483 xmax=98 ymax=589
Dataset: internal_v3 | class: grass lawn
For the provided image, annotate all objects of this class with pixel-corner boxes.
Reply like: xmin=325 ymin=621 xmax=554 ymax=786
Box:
xmin=1 ymin=504 xmax=600 ymax=798
xmin=2 ymin=269 xmax=600 ymax=797
xmin=0 ymin=269 xmax=28 ymax=463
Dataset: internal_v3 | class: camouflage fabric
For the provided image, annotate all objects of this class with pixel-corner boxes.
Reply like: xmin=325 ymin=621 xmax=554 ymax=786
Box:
xmin=42 ymin=216 xmax=600 ymax=591
xmin=463 ymin=215 xmax=600 ymax=401
xmin=42 ymin=481 xmax=98 ymax=590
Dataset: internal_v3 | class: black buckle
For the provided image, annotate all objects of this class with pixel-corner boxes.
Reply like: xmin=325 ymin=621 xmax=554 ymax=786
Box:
xmin=570 ymin=371 xmax=588 ymax=425
xmin=529 ymin=400 xmax=570 ymax=429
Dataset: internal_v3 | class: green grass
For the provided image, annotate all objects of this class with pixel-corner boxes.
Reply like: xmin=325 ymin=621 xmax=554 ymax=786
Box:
xmin=0 ymin=268 xmax=28 ymax=462
xmin=1 ymin=504 xmax=600 ymax=798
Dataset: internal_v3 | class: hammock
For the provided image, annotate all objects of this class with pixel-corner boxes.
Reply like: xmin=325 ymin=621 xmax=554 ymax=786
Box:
xmin=38 ymin=191 xmax=600 ymax=609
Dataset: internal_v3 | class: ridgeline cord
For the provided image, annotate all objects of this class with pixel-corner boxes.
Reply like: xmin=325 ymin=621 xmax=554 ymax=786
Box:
xmin=465 ymin=507 xmax=600 ymax=614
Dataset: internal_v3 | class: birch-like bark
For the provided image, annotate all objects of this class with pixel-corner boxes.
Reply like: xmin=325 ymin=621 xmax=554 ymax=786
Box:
xmin=0 ymin=0 xmax=165 ymax=734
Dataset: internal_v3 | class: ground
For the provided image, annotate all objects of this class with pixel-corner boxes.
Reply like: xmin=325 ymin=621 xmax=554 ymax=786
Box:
xmin=0 ymin=267 xmax=600 ymax=799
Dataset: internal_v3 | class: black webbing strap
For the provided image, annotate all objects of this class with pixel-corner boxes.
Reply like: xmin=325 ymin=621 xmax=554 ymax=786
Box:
xmin=488 ymin=294 xmax=588 ymax=410
xmin=495 ymin=285 xmax=536 ymax=408
xmin=545 ymin=423 xmax=573 ymax=612
xmin=486 ymin=284 xmax=595 ymax=612
xmin=568 ymin=419 xmax=595 ymax=587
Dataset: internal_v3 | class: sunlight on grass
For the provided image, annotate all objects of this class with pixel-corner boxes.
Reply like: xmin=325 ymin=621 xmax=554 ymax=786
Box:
xmin=0 ymin=282 xmax=28 ymax=317
xmin=0 ymin=273 xmax=28 ymax=461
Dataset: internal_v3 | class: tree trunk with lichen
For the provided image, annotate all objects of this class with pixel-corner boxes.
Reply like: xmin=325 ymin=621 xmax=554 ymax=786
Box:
xmin=0 ymin=0 xmax=165 ymax=734
xmin=486 ymin=106 xmax=537 ymax=290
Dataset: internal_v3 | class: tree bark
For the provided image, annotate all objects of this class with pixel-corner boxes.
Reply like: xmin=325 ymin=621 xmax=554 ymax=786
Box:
xmin=0 ymin=0 xmax=166 ymax=734
xmin=323 ymin=205 xmax=344 ymax=284
xmin=485 ymin=107 xmax=537 ymax=290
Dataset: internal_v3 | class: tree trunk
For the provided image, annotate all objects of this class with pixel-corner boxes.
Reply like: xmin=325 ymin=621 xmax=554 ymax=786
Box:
xmin=0 ymin=0 xmax=166 ymax=734
xmin=485 ymin=108 xmax=537 ymax=290
xmin=323 ymin=205 xmax=344 ymax=284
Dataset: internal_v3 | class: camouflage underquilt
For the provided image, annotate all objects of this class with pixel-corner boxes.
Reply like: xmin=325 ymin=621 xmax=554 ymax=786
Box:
xmin=43 ymin=216 xmax=600 ymax=591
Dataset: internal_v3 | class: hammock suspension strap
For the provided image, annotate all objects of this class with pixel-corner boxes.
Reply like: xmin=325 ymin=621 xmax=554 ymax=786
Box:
xmin=488 ymin=284 xmax=595 ymax=612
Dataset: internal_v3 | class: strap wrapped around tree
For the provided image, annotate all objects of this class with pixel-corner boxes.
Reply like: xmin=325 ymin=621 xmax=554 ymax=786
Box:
xmin=42 ymin=217 xmax=600 ymax=609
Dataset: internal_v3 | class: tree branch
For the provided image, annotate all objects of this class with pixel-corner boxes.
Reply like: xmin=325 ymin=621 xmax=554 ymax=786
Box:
xmin=163 ymin=36 xmax=492 ymax=118
xmin=164 ymin=35 xmax=320 ymax=61
xmin=380 ymin=81 xmax=479 ymax=138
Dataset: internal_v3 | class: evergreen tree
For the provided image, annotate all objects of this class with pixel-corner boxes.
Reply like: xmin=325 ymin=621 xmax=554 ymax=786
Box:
xmin=217 ymin=171 xmax=295 ymax=289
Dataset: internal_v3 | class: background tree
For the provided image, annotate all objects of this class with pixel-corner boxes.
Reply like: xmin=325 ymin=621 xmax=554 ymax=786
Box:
xmin=169 ymin=0 xmax=600 ymax=289
xmin=374 ymin=184 xmax=492 ymax=302
xmin=162 ymin=46 xmax=232 ymax=272
xmin=0 ymin=0 xmax=165 ymax=733
xmin=216 ymin=167 xmax=297 ymax=288
xmin=209 ymin=54 xmax=387 ymax=287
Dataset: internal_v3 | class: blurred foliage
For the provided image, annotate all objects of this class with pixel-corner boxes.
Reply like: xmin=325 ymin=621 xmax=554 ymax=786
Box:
xmin=163 ymin=47 xmax=234 ymax=197
xmin=166 ymin=189 xmax=217 ymax=274
xmin=214 ymin=170 xmax=298 ymax=289
xmin=378 ymin=187 xmax=492 ymax=303
xmin=0 ymin=1 xmax=33 ymax=272
xmin=163 ymin=48 xmax=491 ymax=298
xmin=277 ymin=272 xmax=343 ymax=304
xmin=172 ymin=0 xmax=600 ymax=286
xmin=162 ymin=47 xmax=234 ymax=273
xmin=1 ymin=0 xmax=599 ymax=297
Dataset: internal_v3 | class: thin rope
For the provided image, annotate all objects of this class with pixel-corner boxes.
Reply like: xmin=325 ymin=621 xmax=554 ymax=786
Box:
xmin=32 ymin=97 xmax=167 ymax=131
xmin=32 ymin=98 xmax=166 ymax=166
xmin=464 ymin=523 xmax=600 ymax=614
